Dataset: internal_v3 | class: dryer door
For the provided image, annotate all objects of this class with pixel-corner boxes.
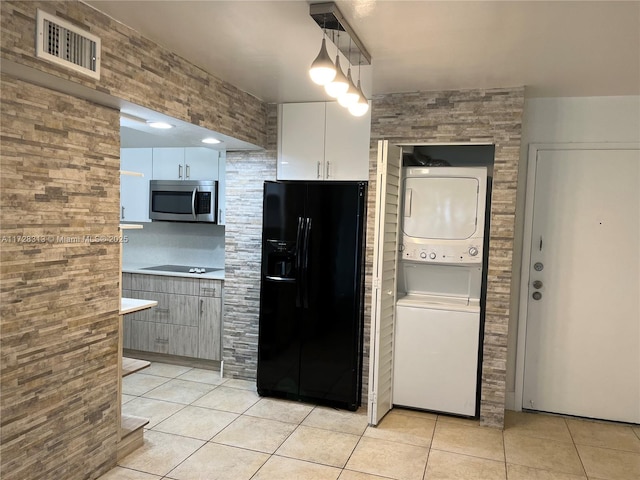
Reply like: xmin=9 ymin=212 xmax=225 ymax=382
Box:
xmin=403 ymin=176 xmax=480 ymax=240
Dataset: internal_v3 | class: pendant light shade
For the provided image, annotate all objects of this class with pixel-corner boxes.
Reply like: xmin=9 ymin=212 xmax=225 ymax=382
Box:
xmin=337 ymin=67 xmax=360 ymax=107
xmin=309 ymin=38 xmax=336 ymax=85
xmin=324 ymin=55 xmax=349 ymax=98
xmin=348 ymin=79 xmax=369 ymax=116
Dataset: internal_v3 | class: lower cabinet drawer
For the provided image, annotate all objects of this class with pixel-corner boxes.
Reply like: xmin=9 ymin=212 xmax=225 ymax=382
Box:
xmin=128 ymin=290 xmax=199 ymax=327
xmin=124 ymin=320 xmax=199 ymax=358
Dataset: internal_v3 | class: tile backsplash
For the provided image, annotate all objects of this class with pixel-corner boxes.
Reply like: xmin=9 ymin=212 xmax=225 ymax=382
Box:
xmin=122 ymin=222 xmax=225 ymax=267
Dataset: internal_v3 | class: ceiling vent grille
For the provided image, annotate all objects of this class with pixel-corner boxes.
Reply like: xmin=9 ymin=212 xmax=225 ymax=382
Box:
xmin=36 ymin=9 xmax=101 ymax=80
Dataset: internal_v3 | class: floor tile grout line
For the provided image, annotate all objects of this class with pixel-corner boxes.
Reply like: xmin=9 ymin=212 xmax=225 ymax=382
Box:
xmin=566 ymin=416 xmax=590 ymax=478
xmin=501 ymin=422 xmax=508 ymax=479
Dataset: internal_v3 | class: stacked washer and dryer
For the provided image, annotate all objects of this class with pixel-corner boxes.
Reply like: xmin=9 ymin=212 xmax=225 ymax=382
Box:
xmin=393 ymin=166 xmax=488 ymax=417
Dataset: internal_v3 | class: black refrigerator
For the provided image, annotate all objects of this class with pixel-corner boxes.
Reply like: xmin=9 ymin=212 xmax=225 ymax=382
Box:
xmin=257 ymin=181 xmax=367 ymax=411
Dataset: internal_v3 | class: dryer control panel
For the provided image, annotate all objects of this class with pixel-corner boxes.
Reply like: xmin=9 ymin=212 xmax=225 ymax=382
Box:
xmin=402 ymin=242 xmax=483 ymax=264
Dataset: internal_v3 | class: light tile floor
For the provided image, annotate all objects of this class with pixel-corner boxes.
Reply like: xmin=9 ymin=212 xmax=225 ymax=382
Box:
xmin=99 ymin=362 xmax=640 ymax=480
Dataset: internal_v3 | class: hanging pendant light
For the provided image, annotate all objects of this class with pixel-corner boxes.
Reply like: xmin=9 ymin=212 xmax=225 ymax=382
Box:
xmin=348 ymin=79 xmax=369 ymax=116
xmin=338 ymin=66 xmax=360 ymax=107
xmin=309 ymin=37 xmax=336 ymax=85
xmin=324 ymin=55 xmax=349 ymax=98
xmin=348 ymin=50 xmax=369 ymax=116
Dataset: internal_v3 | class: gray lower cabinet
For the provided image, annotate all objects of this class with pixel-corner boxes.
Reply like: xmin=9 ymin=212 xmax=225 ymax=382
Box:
xmin=122 ymin=273 xmax=222 ymax=360
xmin=198 ymin=279 xmax=222 ymax=360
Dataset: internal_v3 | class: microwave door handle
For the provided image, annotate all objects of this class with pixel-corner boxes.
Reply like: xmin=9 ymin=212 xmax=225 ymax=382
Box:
xmin=191 ymin=187 xmax=198 ymax=220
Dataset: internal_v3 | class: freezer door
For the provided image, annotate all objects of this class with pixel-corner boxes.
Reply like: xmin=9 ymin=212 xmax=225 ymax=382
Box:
xmin=257 ymin=182 xmax=307 ymax=397
xmin=298 ymin=182 xmax=367 ymax=410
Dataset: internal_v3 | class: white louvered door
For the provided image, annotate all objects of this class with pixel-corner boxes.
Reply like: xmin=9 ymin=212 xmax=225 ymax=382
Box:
xmin=368 ymin=140 xmax=403 ymax=425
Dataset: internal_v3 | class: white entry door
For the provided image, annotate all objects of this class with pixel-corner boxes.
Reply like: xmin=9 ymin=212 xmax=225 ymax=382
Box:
xmin=522 ymin=147 xmax=640 ymax=423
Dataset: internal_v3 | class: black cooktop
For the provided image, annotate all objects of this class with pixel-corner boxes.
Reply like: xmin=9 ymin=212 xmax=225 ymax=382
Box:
xmin=141 ymin=264 xmax=222 ymax=274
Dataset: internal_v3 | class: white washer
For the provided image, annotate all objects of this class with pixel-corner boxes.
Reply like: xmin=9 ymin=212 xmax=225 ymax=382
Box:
xmin=393 ymin=294 xmax=480 ymax=416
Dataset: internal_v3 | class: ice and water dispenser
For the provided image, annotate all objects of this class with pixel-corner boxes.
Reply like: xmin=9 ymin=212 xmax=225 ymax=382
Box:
xmin=264 ymin=239 xmax=296 ymax=280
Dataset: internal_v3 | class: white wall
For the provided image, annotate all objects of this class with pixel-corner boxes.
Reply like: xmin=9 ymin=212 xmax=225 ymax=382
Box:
xmin=506 ymin=95 xmax=640 ymax=408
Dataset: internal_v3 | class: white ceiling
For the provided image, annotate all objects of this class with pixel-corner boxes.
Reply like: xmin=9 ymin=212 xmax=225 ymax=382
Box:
xmin=83 ymin=0 xmax=640 ymax=148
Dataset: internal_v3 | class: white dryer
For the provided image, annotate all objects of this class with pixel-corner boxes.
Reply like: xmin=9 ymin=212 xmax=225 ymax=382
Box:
xmin=401 ymin=166 xmax=487 ymax=265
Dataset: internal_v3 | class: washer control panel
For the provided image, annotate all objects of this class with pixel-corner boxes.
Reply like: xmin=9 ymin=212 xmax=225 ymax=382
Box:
xmin=402 ymin=243 xmax=483 ymax=264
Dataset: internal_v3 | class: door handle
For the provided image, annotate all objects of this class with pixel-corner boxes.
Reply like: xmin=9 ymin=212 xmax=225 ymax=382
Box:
xmin=404 ymin=188 xmax=412 ymax=217
xmin=295 ymin=216 xmax=304 ymax=307
xmin=302 ymin=217 xmax=312 ymax=309
xmin=191 ymin=187 xmax=198 ymax=220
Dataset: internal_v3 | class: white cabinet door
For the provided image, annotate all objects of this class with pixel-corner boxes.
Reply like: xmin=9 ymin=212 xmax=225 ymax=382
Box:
xmin=152 ymin=147 xmax=219 ymax=180
xmin=325 ymin=102 xmax=371 ymax=181
xmin=278 ymin=103 xmax=325 ymax=180
xmin=120 ymin=148 xmax=152 ymax=222
xmin=184 ymin=147 xmax=219 ymax=180
xmin=152 ymin=147 xmax=185 ymax=180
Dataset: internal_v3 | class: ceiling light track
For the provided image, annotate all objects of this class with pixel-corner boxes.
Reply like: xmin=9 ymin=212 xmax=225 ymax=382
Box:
xmin=309 ymin=2 xmax=371 ymax=66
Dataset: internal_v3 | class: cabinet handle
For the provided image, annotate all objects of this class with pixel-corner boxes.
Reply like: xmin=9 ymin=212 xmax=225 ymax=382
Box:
xmin=155 ymin=307 xmax=169 ymax=314
xmin=326 ymin=161 xmax=331 ymax=178
xmin=178 ymin=164 xmax=183 ymax=179
xmin=219 ymin=209 xmax=222 ymax=224
xmin=121 ymin=206 xmax=125 ymax=220
xmin=186 ymin=164 xmax=190 ymax=179
xmin=155 ymin=338 xmax=169 ymax=344
xmin=200 ymin=298 xmax=204 ymax=316
xmin=317 ymin=161 xmax=321 ymax=179
xmin=202 ymin=287 xmax=217 ymax=296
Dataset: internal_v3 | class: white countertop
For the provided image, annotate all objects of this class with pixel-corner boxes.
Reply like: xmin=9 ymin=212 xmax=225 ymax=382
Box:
xmin=122 ymin=263 xmax=225 ymax=280
xmin=120 ymin=297 xmax=158 ymax=315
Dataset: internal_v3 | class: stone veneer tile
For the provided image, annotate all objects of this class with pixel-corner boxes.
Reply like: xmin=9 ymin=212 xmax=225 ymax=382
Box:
xmin=0 ymin=74 xmax=121 ymax=479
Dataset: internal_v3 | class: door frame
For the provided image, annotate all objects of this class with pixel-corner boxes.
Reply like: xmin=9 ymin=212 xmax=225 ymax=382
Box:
xmin=514 ymin=141 xmax=640 ymax=412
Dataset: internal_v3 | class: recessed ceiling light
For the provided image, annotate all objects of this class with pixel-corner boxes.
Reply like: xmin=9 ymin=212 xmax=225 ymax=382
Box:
xmin=202 ymin=137 xmax=221 ymax=144
xmin=147 ymin=121 xmax=174 ymax=129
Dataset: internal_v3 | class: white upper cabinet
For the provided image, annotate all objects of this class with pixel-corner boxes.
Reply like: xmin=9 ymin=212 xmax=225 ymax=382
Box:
xmin=152 ymin=147 xmax=219 ymax=181
xmin=324 ymin=102 xmax=371 ymax=180
xmin=184 ymin=147 xmax=220 ymax=181
xmin=278 ymin=103 xmax=325 ymax=180
xmin=121 ymin=148 xmax=153 ymax=223
xmin=278 ymin=102 xmax=371 ymax=181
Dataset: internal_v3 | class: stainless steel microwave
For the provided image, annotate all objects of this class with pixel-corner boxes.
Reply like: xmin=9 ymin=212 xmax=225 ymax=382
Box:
xmin=149 ymin=180 xmax=218 ymax=223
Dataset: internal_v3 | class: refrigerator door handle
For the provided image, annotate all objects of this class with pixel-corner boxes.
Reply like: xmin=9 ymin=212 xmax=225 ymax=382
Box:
xmin=295 ymin=216 xmax=304 ymax=307
xmin=302 ymin=217 xmax=312 ymax=308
